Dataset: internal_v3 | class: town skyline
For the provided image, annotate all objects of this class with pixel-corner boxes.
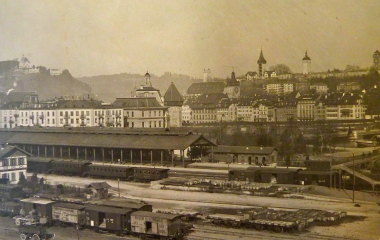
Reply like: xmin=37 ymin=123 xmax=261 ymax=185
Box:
xmin=1 ymin=0 xmax=379 ymax=79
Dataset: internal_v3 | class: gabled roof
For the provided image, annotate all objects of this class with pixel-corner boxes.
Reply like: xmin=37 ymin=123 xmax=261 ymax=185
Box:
xmin=211 ymin=145 xmax=276 ymax=155
xmin=86 ymin=182 xmax=111 ymax=190
xmin=164 ymin=82 xmax=184 ymax=106
xmin=245 ymin=71 xmax=258 ymax=76
xmin=186 ymin=82 xmax=225 ymax=95
xmin=113 ymin=97 xmax=165 ymax=109
xmin=0 ymin=145 xmax=31 ymax=158
xmin=189 ymin=93 xmax=228 ymax=109
xmin=257 ymin=48 xmax=267 ymax=64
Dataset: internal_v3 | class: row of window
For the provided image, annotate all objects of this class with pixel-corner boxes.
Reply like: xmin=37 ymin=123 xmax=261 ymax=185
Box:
xmin=0 ymin=158 xmax=25 ymax=167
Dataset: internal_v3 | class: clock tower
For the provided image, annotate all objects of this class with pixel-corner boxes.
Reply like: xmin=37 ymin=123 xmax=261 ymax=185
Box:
xmin=373 ymin=50 xmax=380 ymax=70
xmin=224 ymin=71 xmax=240 ymax=98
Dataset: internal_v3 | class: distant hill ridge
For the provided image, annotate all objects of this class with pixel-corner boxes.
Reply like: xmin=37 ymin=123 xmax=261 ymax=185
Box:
xmin=78 ymin=72 xmax=202 ymax=102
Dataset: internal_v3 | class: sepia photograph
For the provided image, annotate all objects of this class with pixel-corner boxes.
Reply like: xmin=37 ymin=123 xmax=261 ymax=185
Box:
xmin=0 ymin=0 xmax=379 ymax=239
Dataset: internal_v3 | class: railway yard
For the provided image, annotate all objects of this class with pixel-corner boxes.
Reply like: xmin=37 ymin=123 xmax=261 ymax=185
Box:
xmin=0 ymin=170 xmax=377 ymax=240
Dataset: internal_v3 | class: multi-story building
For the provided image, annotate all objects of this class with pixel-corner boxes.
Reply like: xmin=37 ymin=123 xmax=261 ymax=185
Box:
xmin=0 ymin=145 xmax=29 ymax=184
xmin=189 ymin=93 xmax=227 ymax=124
xmin=113 ymin=97 xmax=167 ymax=128
xmin=310 ymin=83 xmax=328 ymax=94
xmin=134 ymin=72 xmax=164 ymax=106
xmin=337 ymin=82 xmax=361 ymax=92
xmin=264 ymin=81 xmax=294 ymax=95
xmin=297 ymin=95 xmax=316 ymax=121
xmin=263 ymin=71 xmax=277 ymax=79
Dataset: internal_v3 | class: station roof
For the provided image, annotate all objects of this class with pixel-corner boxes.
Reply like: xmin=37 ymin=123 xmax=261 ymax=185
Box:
xmin=0 ymin=129 xmax=216 ymax=150
xmin=90 ymin=200 xmax=151 ymax=210
xmin=246 ymin=166 xmax=303 ymax=174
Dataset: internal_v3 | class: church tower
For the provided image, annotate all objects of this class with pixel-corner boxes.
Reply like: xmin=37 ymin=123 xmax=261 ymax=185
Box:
xmin=373 ymin=50 xmax=380 ymax=70
xmin=302 ymin=51 xmax=311 ymax=74
xmin=257 ymin=48 xmax=267 ymax=77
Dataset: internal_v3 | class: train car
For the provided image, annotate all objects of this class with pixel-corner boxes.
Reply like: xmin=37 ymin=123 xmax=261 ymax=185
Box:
xmin=27 ymin=159 xmax=54 ymax=174
xmin=51 ymin=202 xmax=86 ymax=227
xmin=296 ymin=170 xmax=330 ymax=186
xmin=206 ymin=214 xmax=247 ymax=227
xmin=228 ymin=169 xmax=259 ymax=182
xmin=134 ymin=167 xmax=169 ymax=182
xmin=0 ymin=184 xmax=25 ymax=201
xmin=17 ymin=198 xmax=55 ymax=225
xmin=88 ymin=164 xmax=134 ymax=180
xmin=131 ymin=211 xmax=184 ymax=240
xmin=0 ymin=201 xmax=21 ymax=217
xmin=85 ymin=205 xmax=134 ymax=235
xmin=51 ymin=160 xmax=92 ymax=176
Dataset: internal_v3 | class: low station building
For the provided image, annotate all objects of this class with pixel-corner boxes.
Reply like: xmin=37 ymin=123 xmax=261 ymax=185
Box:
xmin=209 ymin=145 xmax=277 ymax=165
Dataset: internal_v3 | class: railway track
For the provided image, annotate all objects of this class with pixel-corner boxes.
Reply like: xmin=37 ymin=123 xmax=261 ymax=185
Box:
xmin=186 ymin=225 xmax=363 ymax=240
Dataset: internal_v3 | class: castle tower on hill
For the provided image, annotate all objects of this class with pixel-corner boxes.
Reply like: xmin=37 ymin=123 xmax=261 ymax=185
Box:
xmin=257 ymin=48 xmax=266 ymax=77
xmin=203 ymin=68 xmax=211 ymax=82
xmin=302 ymin=51 xmax=311 ymax=74
xmin=373 ymin=50 xmax=380 ymax=70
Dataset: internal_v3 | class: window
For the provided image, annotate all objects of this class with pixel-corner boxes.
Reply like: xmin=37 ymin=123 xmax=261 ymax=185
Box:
xmin=86 ymin=111 xmax=89 ymax=116
xmin=53 ymin=119 xmax=55 ymax=124
xmin=10 ymin=159 xmax=17 ymax=166
xmin=70 ymin=111 xmax=74 ymax=116
xmin=18 ymin=158 xmax=24 ymax=165
xmin=142 ymin=122 xmax=145 ymax=128
xmin=142 ymin=111 xmax=144 ymax=117
xmin=60 ymin=112 xmax=63 ymax=117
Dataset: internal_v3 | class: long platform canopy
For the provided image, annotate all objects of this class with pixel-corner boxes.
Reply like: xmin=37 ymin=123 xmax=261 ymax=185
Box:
xmin=0 ymin=129 xmax=216 ymax=150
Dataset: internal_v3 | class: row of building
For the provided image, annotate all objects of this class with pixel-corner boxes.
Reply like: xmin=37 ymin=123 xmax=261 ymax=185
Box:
xmin=0 ymin=72 xmax=186 ymax=129
xmin=183 ymin=91 xmax=367 ymax=124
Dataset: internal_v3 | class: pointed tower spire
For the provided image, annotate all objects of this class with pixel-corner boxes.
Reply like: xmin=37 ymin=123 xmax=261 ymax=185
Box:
xmin=257 ymin=48 xmax=267 ymax=77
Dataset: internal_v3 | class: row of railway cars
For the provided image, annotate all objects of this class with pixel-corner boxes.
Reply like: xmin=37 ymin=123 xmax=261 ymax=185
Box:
xmin=0 ymin=197 xmax=189 ymax=240
xmin=28 ymin=158 xmax=169 ymax=182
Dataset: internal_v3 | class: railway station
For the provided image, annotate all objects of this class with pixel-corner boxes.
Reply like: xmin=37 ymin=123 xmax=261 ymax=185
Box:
xmin=0 ymin=128 xmax=216 ymax=167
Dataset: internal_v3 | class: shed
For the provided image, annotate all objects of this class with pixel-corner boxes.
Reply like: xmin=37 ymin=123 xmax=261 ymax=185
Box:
xmin=86 ymin=182 xmax=111 ymax=199
xmin=131 ymin=211 xmax=182 ymax=238
xmin=210 ymin=145 xmax=278 ymax=165
xmin=85 ymin=205 xmax=133 ymax=232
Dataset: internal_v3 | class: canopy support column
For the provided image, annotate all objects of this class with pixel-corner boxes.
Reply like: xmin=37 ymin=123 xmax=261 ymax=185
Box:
xmin=161 ymin=150 xmax=163 ymax=166
xmin=130 ymin=149 xmax=133 ymax=164
xmin=140 ymin=150 xmax=143 ymax=165
xmin=151 ymin=150 xmax=153 ymax=165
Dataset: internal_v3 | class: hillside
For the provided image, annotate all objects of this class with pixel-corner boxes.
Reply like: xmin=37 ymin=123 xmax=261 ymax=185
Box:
xmin=78 ymin=72 xmax=202 ymax=102
xmin=0 ymin=70 xmax=92 ymax=100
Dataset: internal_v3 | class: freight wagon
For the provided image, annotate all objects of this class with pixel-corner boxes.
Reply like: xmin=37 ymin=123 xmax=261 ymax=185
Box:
xmin=131 ymin=211 xmax=184 ymax=240
xmin=51 ymin=202 xmax=86 ymax=227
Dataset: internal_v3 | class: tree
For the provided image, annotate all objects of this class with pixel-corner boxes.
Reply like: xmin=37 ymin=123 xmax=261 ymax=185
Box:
xmin=18 ymin=172 xmax=27 ymax=187
xmin=269 ymin=64 xmax=292 ymax=74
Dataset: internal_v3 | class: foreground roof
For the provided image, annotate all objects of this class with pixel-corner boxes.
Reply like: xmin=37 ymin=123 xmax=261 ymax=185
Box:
xmin=0 ymin=129 xmax=216 ymax=150
xmin=131 ymin=210 xmax=181 ymax=220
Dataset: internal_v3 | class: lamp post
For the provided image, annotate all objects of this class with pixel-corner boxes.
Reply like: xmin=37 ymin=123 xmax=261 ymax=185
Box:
xmin=352 ymin=153 xmax=355 ymax=203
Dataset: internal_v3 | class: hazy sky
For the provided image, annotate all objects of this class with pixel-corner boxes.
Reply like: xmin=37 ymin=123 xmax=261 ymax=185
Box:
xmin=0 ymin=0 xmax=379 ymax=79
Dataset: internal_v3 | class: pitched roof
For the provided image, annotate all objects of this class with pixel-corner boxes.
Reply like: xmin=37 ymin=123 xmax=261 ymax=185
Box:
xmin=86 ymin=182 xmax=111 ymax=189
xmin=164 ymin=82 xmax=184 ymax=106
xmin=211 ymin=145 xmax=276 ymax=155
xmin=186 ymin=82 xmax=225 ymax=95
xmin=112 ymin=97 xmax=165 ymax=109
xmin=0 ymin=145 xmax=31 ymax=158
xmin=0 ymin=130 xmax=216 ymax=150
xmin=189 ymin=93 xmax=228 ymax=109
xmin=257 ymin=48 xmax=267 ymax=64
xmin=302 ymin=51 xmax=311 ymax=60
xmin=53 ymin=202 xmax=86 ymax=210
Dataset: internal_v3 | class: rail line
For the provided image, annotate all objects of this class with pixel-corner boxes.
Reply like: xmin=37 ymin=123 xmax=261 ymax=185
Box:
xmin=186 ymin=225 xmax=363 ymax=240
